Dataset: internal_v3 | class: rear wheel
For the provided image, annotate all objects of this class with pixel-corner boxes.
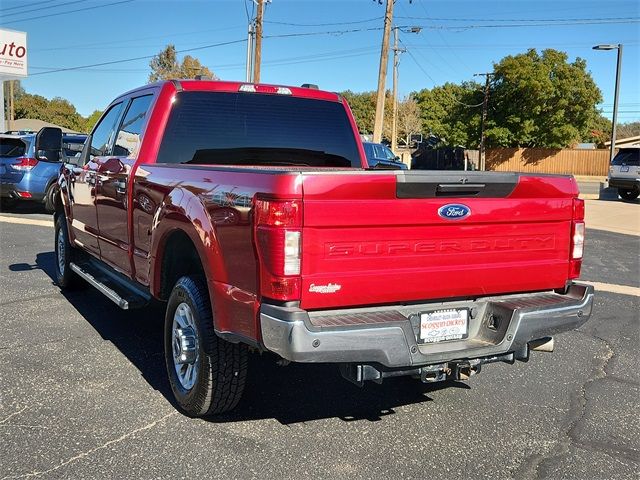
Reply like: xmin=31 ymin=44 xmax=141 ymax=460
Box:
xmin=44 ymin=183 xmax=57 ymax=213
xmin=618 ymin=187 xmax=639 ymax=201
xmin=164 ymin=275 xmax=248 ymax=416
xmin=0 ymin=197 xmax=17 ymax=211
xmin=54 ymin=215 xmax=82 ymax=289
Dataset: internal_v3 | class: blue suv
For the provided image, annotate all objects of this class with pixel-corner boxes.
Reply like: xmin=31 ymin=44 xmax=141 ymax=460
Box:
xmin=0 ymin=130 xmax=86 ymax=211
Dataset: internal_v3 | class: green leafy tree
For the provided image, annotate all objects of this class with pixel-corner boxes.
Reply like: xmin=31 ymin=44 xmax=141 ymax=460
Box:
xmin=84 ymin=110 xmax=103 ymax=132
xmin=149 ymin=44 xmax=217 ymax=83
xmin=13 ymin=93 xmax=85 ymax=132
xmin=413 ymin=82 xmax=482 ymax=147
xmin=341 ymin=90 xmax=376 ymax=134
xmin=487 ymin=49 xmax=602 ymax=148
xmin=583 ymin=114 xmax=612 ymax=147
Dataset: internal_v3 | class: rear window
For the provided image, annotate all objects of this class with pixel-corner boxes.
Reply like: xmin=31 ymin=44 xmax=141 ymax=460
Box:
xmin=612 ymin=149 xmax=640 ymax=166
xmin=157 ymin=91 xmax=361 ymax=168
xmin=0 ymin=138 xmax=28 ymax=158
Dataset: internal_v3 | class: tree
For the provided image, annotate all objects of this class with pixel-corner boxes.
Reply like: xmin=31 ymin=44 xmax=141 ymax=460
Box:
xmin=341 ymin=90 xmax=376 ymax=134
xmin=616 ymin=121 xmax=640 ymax=139
xmin=148 ymin=44 xmax=217 ymax=83
xmin=13 ymin=92 xmax=85 ymax=132
xmin=413 ymin=82 xmax=483 ymax=147
xmin=84 ymin=110 xmax=103 ymax=132
xmin=487 ymin=49 xmax=602 ymax=148
xmin=395 ymin=97 xmax=422 ymax=146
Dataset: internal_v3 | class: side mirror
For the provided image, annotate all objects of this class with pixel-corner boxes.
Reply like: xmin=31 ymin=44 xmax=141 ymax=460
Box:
xmin=394 ymin=156 xmax=401 ymax=161
xmin=35 ymin=127 xmax=62 ymax=161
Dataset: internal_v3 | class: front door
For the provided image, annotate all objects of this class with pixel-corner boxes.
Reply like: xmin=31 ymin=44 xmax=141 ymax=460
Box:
xmin=69 ymin=102 xmax=124 ymax=257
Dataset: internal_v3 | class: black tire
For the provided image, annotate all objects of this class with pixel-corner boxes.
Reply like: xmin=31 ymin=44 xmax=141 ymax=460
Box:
xmin=0 ymin=197 xmax=17 ymax=211
xmin=44 ymin=183 xmax=57 ymax=213
xmin=164 ymin=275 xmax=248 ymax=417
xmin=618 ymin=187 xmax=639 ymax=201
xmin=54 ymin=215 xmax=82 ymax=289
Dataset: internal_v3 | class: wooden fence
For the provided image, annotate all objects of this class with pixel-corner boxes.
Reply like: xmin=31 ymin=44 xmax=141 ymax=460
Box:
xmin=486 ymin=148 xmax=610 ymax=176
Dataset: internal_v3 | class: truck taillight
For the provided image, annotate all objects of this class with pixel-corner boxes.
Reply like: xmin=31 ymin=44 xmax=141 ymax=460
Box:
xmin=572 ymin=222 xmax=585 ymax=260
xmin=569 ymin=198 xmax=585 ymax=279
xmin=254 ymin=197 xmax=302 ymax=301
xmin=12 ymin=157 xmax=38 ymax=171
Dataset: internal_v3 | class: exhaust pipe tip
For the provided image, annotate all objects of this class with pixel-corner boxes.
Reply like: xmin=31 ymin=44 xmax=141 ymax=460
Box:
xmin=529 ymin=337 xmax=554 ymax=352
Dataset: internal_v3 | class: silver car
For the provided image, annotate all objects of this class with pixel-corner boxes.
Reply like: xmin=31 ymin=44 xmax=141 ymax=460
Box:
xmin=608 ymin=147 xmax=640 ymax=200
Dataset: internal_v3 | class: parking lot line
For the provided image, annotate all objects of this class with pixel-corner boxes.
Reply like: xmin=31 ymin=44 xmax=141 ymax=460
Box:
xmin=0 ymin=215 xmax=53 ymax=228
xmin=581 ymin=280 xmax=640 ymax=297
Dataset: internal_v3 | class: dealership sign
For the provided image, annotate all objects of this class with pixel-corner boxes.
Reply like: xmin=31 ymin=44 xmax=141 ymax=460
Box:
xmin=0 ymin=28 xmax=27 ymax=78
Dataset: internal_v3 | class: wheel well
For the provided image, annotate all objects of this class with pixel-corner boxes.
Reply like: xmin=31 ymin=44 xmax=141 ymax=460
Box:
xmin=53 ymin=188 xmax=65 ymax=222
xmin=159 ymin=230 xmax=205 ymax=301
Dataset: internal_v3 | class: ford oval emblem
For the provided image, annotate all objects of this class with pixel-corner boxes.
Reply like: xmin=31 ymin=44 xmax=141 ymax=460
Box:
xmin=438 ymin=204 xmax=471 ymax=220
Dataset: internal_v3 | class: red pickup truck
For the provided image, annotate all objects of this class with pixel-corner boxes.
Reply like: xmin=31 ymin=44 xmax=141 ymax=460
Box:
xmin=54 ymin=80 xmax=594 ymax=417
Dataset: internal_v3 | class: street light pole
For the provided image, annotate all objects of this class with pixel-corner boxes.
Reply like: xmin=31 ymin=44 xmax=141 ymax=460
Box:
xmin=611 ymin=44 xmax=623 ymax=163
xmin=593 ymin=43 xmax=623 ymax=163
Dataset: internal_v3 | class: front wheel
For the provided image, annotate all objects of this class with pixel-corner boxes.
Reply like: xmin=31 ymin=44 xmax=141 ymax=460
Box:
xmin=164 ymin=276 xmax=248 ymax=417
xmin=618 ymin=187 xmax=639 ymax=201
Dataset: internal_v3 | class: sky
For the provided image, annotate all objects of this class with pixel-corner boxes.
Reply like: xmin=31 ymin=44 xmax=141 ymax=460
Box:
xmin=1 ymin=0 xmax=639 ymax=123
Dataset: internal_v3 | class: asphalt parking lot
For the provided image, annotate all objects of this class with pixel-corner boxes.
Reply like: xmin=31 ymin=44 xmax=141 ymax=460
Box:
xmin=0 ymin=201 xmax=638 ymax=480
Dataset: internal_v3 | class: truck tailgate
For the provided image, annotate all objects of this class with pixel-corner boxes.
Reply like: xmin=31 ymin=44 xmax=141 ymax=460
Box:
xmin=300 ymin=171 xmax=577 ymax=310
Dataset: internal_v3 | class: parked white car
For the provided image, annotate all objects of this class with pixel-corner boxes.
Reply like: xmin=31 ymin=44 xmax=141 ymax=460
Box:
xmin=608 ymin=147 xmax=640 ymax=200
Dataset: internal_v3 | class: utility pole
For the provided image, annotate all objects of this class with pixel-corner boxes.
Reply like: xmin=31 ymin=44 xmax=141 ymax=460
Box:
xmin=390 ymin=26 xmax=420 ymax=153
xmin=0 ymin=81 xmax=5 ymax=133
xmin=9 ymin=80 xmax=14 ymax=131
xmin=372 ymin=0 xmax=394 ymax=143
xmin=252 ymin=0 xmax=264 ymax=83
xmin=245 ymin=21 xmax=254 ymax=82
xmin=391 ymin=27 xmax=403 ymax=153
xmin=474 ymin=72 xmax=494 ymax=171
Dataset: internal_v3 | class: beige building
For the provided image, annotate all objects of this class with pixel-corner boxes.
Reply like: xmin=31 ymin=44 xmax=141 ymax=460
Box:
xmin=3 ymin=118 xmax=82 ymax=134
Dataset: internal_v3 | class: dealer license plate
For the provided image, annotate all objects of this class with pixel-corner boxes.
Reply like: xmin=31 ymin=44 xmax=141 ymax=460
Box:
xmin=420 ymin=309 xmax=469 ymax=343
xmin=620 ymin=166 xmax=629 ymax=172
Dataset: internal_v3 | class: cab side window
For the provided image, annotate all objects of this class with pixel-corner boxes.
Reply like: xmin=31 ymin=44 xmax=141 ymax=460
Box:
xmin=90 ymin=103 xmax=124 ymax=158
xmin=113 ymin=95 xmax=153 ymax=158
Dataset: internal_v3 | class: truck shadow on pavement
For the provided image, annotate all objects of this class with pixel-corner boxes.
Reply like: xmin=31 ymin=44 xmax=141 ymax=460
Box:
xmin=21 ymin=250 xmax=470 ymax=425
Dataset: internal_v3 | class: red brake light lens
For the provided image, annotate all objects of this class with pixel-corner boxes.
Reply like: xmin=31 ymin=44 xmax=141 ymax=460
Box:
xmin=573 ymin=198 xmax=585 ymax=220
xmin=254 ymin=198 xmax=303 ymax=301
xmin=12 ymin=157 xmax=38 ymax=171
xmin=255 ymin=199 xmax=301 ymax=227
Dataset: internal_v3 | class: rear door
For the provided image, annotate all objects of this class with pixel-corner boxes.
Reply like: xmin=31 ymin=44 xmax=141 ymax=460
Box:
xmin=95 ymin=93 xmax=154 ymax=275
xmin=299 ymin=171 xmax=577 ymax=310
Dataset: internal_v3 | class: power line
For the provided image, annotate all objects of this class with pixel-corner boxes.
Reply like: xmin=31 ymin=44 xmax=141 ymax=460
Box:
xmin=29 ymin=38 xmax=247 ymax=76
xmin=1 ymin=0 xmax=59 ymax=12
xmin=264 ymin=26 xmax=383 ymax=39
xmin=0 ymin=0 xmax=134 ymax=26
xmin=397 ymin=19 xmax=640 ymax=30
xmin=31 ymin=25 xmax=245 ymax=52
xmin=395 ymin=15 xmax=640 ymax=23
xmin=402 ymin=46 xmax=437 ymax=86
xmin=28 ymin=45 xmax=380 ymax=74
xmin=1 ymin=0 xmax=89 ymax=18
xmin=264 ymin=16 xmax=382 ymax=27
xmin=0 ymin=0 xmax=58 ymax=13
xmin=27 ymin=27 xmax=386 ymax=77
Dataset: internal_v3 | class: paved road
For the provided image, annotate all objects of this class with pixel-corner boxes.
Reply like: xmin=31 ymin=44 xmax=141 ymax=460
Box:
xmin=0 ymin=205 xmax=638 ymax=479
